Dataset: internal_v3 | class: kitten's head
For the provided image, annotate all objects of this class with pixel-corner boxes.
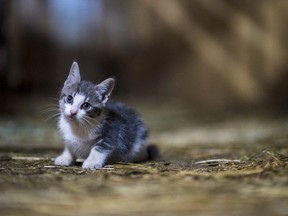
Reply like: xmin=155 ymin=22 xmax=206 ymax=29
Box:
xmin=59 ymin=62 xmax=115 ymax=121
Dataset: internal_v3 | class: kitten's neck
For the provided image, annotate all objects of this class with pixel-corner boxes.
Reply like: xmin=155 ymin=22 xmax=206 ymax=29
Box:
xmin=59 ymin=114 xmax=100 ymax=142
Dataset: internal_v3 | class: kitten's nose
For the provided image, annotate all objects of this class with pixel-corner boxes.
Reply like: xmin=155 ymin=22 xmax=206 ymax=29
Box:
xmin=70 ymin=110 xmax=77 ymax=117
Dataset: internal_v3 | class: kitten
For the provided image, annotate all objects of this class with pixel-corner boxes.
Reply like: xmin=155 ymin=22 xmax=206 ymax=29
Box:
xmin=55 ymin=62 xmax=157 ymax=169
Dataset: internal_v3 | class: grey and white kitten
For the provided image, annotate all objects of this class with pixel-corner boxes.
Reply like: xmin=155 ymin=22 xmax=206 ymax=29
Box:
xmin=55 ymin=62 xmax=156 ymax=169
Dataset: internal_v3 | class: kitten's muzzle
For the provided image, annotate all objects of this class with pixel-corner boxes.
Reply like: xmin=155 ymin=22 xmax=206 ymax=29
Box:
xmin=70 ymin=110 xmax=77 ymax=117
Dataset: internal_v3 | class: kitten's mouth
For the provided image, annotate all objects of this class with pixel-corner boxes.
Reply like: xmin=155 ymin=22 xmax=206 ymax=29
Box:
xmin=65 ymin=114 xmax=78 ymax=121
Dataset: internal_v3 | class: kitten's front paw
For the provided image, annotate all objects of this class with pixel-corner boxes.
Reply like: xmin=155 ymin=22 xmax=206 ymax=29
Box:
xmin=54 ymin=155 xmax=73 ymax=166
xmin=82 ymin=159 xmax=104 ymax=170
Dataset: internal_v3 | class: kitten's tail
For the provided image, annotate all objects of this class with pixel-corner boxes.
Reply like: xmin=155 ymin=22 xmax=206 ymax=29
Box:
xmin=147 ymin=144 xmax=160 ymax=160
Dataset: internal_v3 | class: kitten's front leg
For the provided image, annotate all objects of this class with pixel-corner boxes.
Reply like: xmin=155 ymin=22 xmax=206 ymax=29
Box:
xmin=82 ymin=147 xmax=110 ymax=170
xmin=55 ymin=147 xmax=75 ymax=166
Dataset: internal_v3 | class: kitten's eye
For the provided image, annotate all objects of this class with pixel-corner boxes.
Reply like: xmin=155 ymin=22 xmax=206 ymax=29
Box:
xmin=81 ymin=103 xmax=91 ymax=111
xmin=65 ymin=95 xmax=73 ymax=104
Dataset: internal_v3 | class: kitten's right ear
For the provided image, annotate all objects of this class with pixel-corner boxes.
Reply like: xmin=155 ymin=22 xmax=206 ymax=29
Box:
xmin=64 ymin=62 xmax=81 ymax=86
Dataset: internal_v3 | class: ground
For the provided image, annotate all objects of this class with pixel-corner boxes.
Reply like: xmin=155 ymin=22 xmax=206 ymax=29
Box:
xmin=0 ymin=105 xmax=288 ymax=216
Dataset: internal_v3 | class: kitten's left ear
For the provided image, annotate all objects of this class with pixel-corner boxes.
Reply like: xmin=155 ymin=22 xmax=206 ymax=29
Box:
xmin=64 ymin=62 xmax=81 ymax=87
xmin=95 ymin=78 xmax=115 ymax=103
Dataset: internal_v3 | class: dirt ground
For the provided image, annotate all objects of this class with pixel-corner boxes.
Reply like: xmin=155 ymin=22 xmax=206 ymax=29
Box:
xmin=0 ymin=106 xmax=288 ymax=216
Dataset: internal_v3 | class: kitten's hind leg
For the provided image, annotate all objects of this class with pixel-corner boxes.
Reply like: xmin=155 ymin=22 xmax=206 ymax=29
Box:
xmin=55 ymin=147 xmax=75 ymax=166
xmin=82 ymin=147 xmax=111 ymax=170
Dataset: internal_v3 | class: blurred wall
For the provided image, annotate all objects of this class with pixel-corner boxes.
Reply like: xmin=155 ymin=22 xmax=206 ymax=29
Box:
xmin=2 ymin=0 xmax=288 ymax=111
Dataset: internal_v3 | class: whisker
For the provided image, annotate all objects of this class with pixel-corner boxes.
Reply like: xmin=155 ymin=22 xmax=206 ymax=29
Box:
xmin=80 ymin=116 xmax=97 ymax=136
xmin=37 ymin=103 xmax=60 ymax=115
xmin=39 ymin=105 xmax=59 ymax=109
xmin=82 ymin=117 xmax=92 ymax=128
xmin=37 ymin=109 xmax=60 ymax=122
xmin=38 ymin=102 xmax=59 ymax=108
xmin=44 ymin=113 xmax=61 ymax=122
xmin=78 ymin=119 xmax=86 ymax=138
xmin=83 ymin=116 xmax=96 ymax=129
xmin=80 ymin=118 xmax=91 ymax=136
xmin=38 ymin=108 xmax=60 ymax=115
xmin=47 ymin=97 xmax=60 ymax=101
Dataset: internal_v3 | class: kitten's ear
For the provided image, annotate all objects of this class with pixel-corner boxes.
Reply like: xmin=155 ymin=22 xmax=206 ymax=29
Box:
xmin=64 ymin=62 xmax=81 ymax=86
xmin=95 ymin=78 xmax=115 ymax=103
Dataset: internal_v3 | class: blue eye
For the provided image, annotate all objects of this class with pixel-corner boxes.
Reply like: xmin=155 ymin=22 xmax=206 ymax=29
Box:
xmin=81 ymin=103 xmax=91 ymax=110
xmin=66 ymin=95 xmax=73 ymax=104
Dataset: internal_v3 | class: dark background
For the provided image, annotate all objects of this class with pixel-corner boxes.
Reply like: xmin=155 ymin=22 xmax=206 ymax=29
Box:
xmin=1 ymin=0 xmax=288 ymax=115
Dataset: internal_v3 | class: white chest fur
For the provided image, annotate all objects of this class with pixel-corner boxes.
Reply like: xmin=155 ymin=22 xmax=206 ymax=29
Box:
xmin=58 ymin=115 xmax=98 ymax=158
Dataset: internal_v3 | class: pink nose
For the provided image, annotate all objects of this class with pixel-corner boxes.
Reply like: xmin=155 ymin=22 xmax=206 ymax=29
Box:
xmin=70 ymin=110 xmax=77 ymax=117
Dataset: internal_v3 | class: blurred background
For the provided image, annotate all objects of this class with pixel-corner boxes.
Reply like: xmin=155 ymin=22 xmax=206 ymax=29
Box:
xmin=1 ymin=0 xmax=288 ymax=114
xmin=1 ymin=3 xmax=288 ymax=215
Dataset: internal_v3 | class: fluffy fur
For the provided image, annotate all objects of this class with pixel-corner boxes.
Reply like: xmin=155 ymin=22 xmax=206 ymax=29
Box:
xmin=55 ymin=62 xmax=155 ymax=169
